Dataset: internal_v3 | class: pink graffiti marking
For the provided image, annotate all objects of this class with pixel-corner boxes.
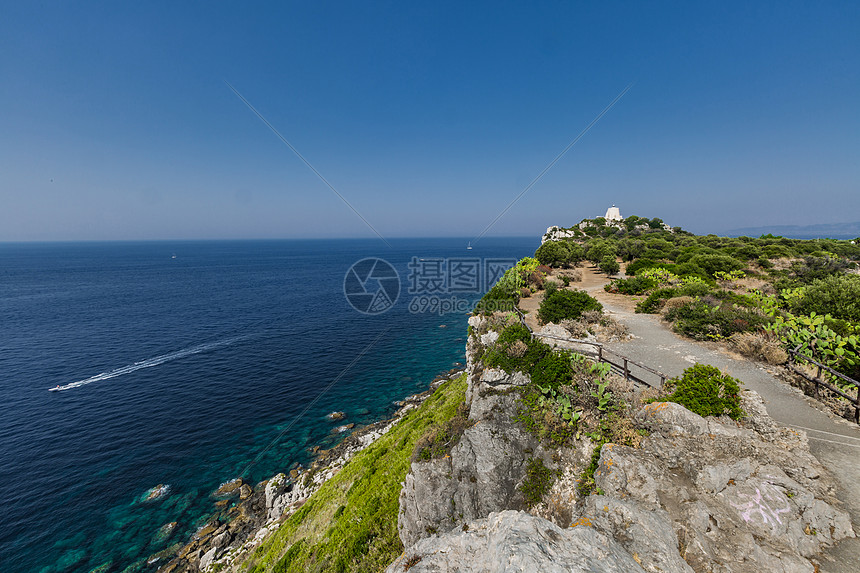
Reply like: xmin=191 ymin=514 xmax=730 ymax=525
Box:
xmin=728 ymin=483 xmax=790 ymax=529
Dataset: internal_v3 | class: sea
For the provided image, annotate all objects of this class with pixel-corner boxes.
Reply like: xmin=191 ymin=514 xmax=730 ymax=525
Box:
xmin=0 ymin=237 xmax=538 ymax=573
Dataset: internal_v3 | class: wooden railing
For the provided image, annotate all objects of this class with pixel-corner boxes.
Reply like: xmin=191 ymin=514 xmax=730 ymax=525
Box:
xmin=514 ymin=309 xmax=668 ymax=389
xmin=787 ymin=345 xmax=860 ymax=423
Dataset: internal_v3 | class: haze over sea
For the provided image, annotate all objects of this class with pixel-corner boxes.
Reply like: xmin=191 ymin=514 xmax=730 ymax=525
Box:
xmin=0 ymin=237 xmax=537 ymax=573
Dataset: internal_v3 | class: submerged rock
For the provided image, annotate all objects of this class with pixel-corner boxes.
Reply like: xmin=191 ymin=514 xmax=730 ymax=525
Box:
xmin=326 ymin=411 xmax=346 ymax=422
xmin=152 ymin=521 xmax=177 ymax=543
xmin=141 ymin=483 xmax=170 ymax=503
xmin=214 ymin=478 xmax=243 ymax=497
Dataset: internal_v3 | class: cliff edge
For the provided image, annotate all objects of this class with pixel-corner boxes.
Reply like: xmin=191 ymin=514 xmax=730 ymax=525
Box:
xmin=387 ymin=313 xmax=854 ymax=573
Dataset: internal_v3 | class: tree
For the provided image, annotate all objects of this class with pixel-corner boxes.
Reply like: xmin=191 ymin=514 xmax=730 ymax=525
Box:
xmin=599 ymin=255 xmax=620 ymax=276
xmin=566 ymin=242 xmax=585 ymax=265
xmin=534 ymin=241 xmax=571 ymax=267
xmin=586 ymin=240 xmax=614 ymax=265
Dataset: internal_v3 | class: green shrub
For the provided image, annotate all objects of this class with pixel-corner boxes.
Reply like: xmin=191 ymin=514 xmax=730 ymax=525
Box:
xmin=538 ymin=290 xmax=602 ymax=324
xmin=675 ymin=262 xmax=709 ymax=280
xmin=531 ymin=351 xmax=574 ymax=389
xmin=635 ymin=288 xmax=677 ymax=313
xmin=535 ymin=241 xmax=571 ymax=267
xmin=791 ymin=256 xmax=851 ymax=284
xmin=599 ymin=255 xmax=620 ymax=276
xmin=690 ymin=254 xmax=745 ymax=277
xmin=676 ymin=281 xmax=712 ymax=297
xmin=791 ymin=274 xmax=860 ymax=322
xmin=519 ymin=458 xmax=556 ymax=508
xmin=625 ymin=258 xmax=658 ymax=276
xmin=483 ymin=324 xmax=573 ymax=389
xmin=664 ymin=298 xmax=771 ymax=340
xmin=475 ymin=283 xmax=519 ymax=314
xmin=607 ymin=275 xmax=657 ymax=295
xmin=654 ymin=364 xmax=744 ymax=420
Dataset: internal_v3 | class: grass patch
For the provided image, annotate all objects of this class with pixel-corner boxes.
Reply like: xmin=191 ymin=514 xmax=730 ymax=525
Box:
xmin=519 ymin=458 xmax=557 ymax=508
xmin=412 ymin=402 xmax=472 ymax=462
xmin=576 ymin=444 xmax=604 ymax=497
xmin=241 ymin=373 xmax=468 ymax=573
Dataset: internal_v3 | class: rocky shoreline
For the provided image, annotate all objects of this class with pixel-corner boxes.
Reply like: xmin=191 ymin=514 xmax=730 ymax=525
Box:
xmin=156 ymin=368 xmax=465 ymax=573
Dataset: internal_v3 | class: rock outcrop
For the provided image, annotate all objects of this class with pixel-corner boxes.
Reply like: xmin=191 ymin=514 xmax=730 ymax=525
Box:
xmin=393 ymin=314 xmax=854 ymax=572
xmin=387 ymin=510 xmax=656 ymax=573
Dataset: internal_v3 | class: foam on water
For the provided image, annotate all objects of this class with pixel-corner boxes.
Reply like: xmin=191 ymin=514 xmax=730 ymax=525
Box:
xmin=49 ymin=335 xmax=248 ymax=392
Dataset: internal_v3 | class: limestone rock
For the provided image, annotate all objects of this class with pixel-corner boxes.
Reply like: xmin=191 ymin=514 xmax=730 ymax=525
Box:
xmin=198 ymin=546 xmax=218 ymax=571
xmin=580 ymin=496 xmax=694 ymax=573
xmin=387 ymin=510 xmax=648 ymax=573
xmin=398 ymin=370 xmax=541 ymax=547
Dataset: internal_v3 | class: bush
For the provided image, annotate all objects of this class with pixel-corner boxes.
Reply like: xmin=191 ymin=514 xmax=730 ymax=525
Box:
xmin=654 ymin=363 xmax=744 ymax=419
xmin=531 ymin=351 xmax=574 ymax=389
xmin=535 ymin=241 xmax=571 ymax=267
xmin=791 ymin=256 xmax=851 ymax=283
xmin=635 ymin=288 xmax=677 ymax=314
xmin=607 ymin=275 xmax=657 ymax=295
xmin=625 ymin=258 xmax=658 ymax=276
xmin=729 ymin=332 xmax=788 ymax=365
xmin=676 ymin=280 xmax=712 ymax=297
xmin=791 ymin=274 xmax=860 ymax=322
xmin=664 ymin=299 xmax=771 ymax=340
xmin=483 ymin=324 xmax=574 ymax=389
xmin=475 ymin=283 xmax=519 ymax=314
xmin=599 ymin=255 xmax=620 ymax=276
xmin=538 ymin=290 xmax=602 ymax=324
xmin=544 ymin=280 xmax=559 ymax=297
xmin=690 ymin=254 xmax=745 ymax=277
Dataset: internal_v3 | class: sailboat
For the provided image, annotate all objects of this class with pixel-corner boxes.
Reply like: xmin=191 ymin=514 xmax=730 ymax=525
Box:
xmin=466 ymin=242 xmax=473 ymax=250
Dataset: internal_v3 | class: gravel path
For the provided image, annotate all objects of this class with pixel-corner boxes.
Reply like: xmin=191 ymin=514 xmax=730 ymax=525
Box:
xmin=574 ymin=268 xmax=860 ymax=570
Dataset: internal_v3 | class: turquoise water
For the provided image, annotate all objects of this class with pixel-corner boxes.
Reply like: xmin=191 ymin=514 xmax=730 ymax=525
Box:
xmin=0 ymin=237 xmax=537 ymax=572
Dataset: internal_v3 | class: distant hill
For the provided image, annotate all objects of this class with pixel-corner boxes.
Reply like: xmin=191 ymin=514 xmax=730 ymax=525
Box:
xmin=725 ymin=221 xmax=860 ymax=240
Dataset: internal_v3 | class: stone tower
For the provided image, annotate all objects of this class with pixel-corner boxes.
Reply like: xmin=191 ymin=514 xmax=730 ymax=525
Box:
xmin=604 ymin=205 xmax=622 ymax=222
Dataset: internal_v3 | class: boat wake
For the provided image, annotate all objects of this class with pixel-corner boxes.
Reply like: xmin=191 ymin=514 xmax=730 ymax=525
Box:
xmin=49 ymin=335 xmax=247 ymax=392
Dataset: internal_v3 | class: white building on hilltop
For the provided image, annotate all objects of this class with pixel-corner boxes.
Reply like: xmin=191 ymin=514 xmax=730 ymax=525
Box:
xmin=604 ymin=205 xmax=622 ymax=222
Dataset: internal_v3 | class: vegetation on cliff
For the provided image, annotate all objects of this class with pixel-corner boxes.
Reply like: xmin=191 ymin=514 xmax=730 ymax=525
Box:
xmin=241 ymin=373 xmax=467 ymax=573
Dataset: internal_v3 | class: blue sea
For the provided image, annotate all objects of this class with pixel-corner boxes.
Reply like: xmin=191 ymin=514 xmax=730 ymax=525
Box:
xmin=0 ymin=237 xmax=537 ymax=573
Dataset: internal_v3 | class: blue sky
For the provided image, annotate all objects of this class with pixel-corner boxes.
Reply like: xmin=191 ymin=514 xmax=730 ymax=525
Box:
xmin=2 ymin=1 xmax=858 ymax=241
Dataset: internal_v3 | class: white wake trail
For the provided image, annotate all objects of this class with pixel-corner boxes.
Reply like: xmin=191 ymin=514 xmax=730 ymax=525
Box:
xmin=49 ymin=336 xmax=247 ymax=392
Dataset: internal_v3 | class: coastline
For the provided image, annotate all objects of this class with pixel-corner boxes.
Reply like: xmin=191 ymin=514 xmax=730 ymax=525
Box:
xmin=158 ymin=367 xmax=465 ymax=572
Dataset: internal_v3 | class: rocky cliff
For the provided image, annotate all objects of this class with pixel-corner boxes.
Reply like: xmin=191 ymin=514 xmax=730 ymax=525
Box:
xmin=387 ymin=314 xmax=855 ymax=572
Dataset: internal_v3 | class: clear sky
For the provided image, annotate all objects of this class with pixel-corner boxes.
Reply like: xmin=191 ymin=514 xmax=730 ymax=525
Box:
xmin=2 ymin=1 xmax=858 ymax=241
